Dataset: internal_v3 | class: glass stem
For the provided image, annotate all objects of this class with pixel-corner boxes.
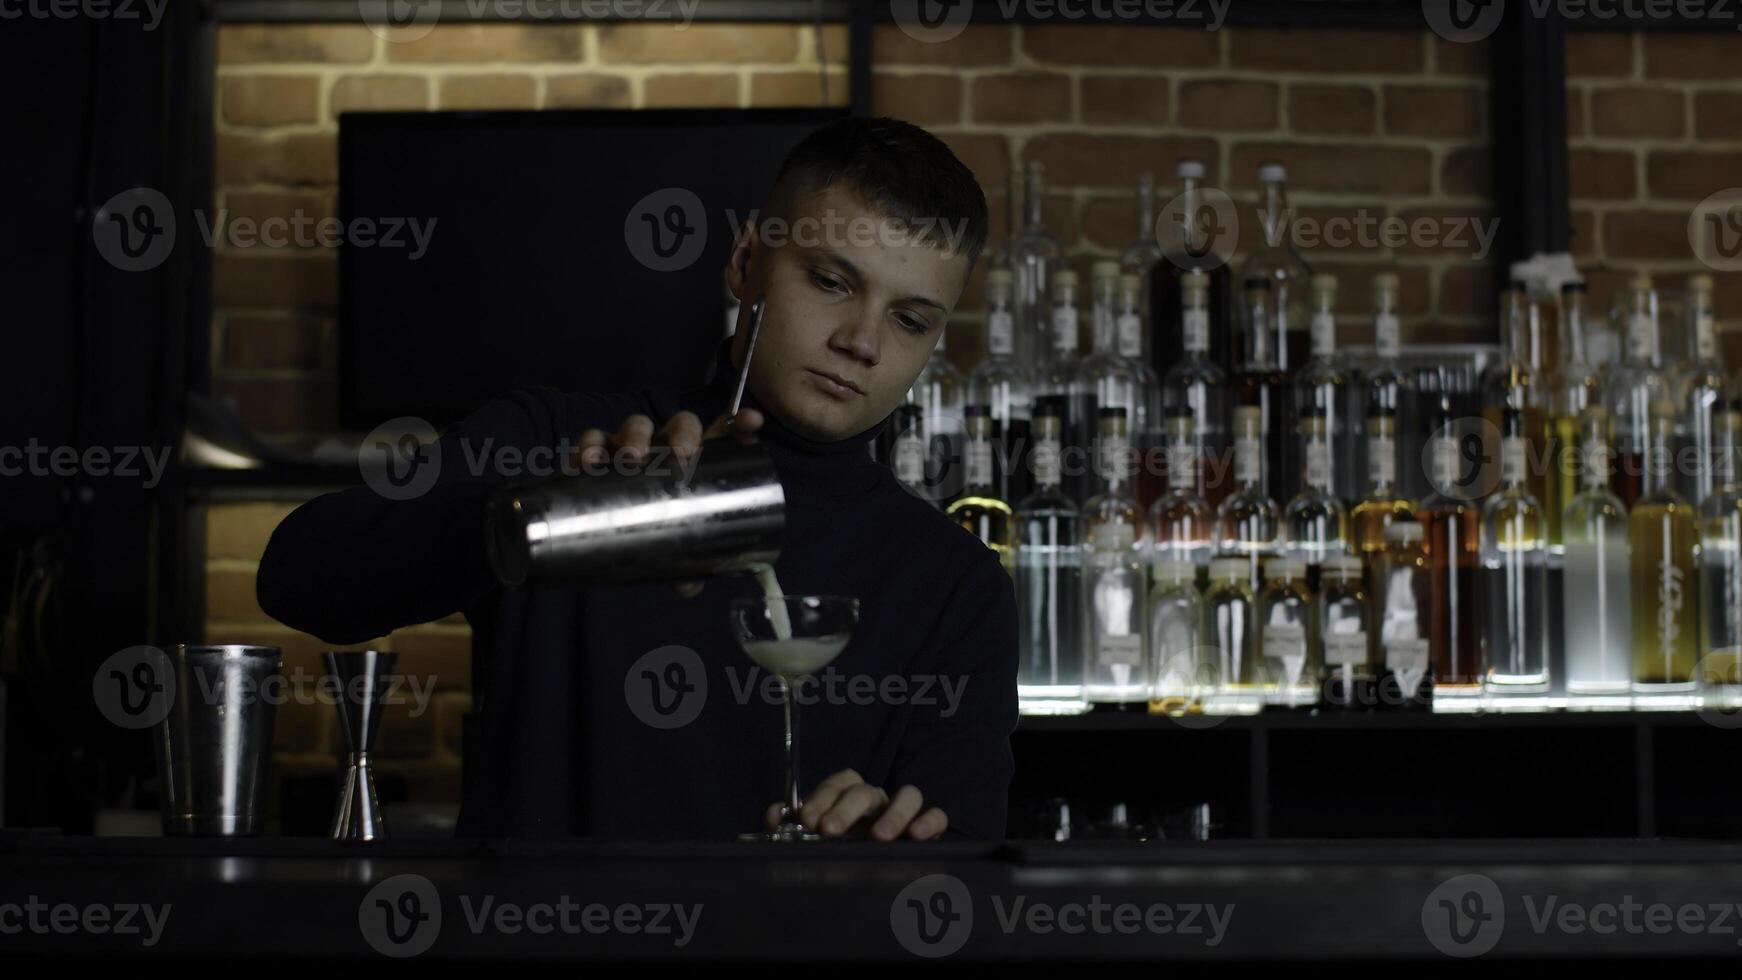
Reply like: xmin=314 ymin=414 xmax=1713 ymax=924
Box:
xmin=783 ymin=678 xmax=801 ymax=825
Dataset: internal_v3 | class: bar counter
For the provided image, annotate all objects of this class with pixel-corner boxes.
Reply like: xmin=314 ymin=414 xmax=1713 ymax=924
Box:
xmin=5 ymin=835 xmax=1742 ymax=961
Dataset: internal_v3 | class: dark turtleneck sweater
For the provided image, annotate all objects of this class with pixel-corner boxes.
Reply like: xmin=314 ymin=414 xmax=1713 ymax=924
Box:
xmin=256 ymin=344 xmax=1019 ymax=840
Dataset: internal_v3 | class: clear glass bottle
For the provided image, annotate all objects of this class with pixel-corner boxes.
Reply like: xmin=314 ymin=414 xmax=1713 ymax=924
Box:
xmin=1010 ymin=160 xmax=1062 ymax=378
xmin=1148 ymin=558 xmax=1208 ymax=716
xmin=1162 ymin=268 xmax=1230 ymax=510
xmin=1153 ymin=160 xmax=1234 ymax=383
xmin=1366 ymin=272 xmax=1419 ymax=497
xmin=1374 ymin=520 xmax=1433 ymax=711
xmin=1295 ymin=272 xmax=1363 ymax=504
xmin=1482 ymin=284 xmax=1549 ymax=549
xmin=970 ymin=267 xmax=1035 ymax=506
xmin=1609 ymin=273 xmax=1671 ymax=510
xmin=889 ymin=402 xmax=933 ymax=507
xmin=1039 ymin=268 xmax=1093 ymax=505
xmin=1284 ymin=410 xmax=1350 ymax=567
xmin=1235 ymin=277 xmax=1292 ymax=503
xmin=1549 ymin=280 xmax=1603 ymax=561
xmin=1216 ymin=405 xmax=1282 ymax=581
xmin=946 ymin=406 xmax=1018 ymax=575
xmin=1204 ymin=556 xmax=1263 ymax=715
xmin=1014 ymin=410 xmax=1087 ymax=715
xmin=1676 ymin=274 xmax=1725 ymax=507
xmin=1118 ymin=172 xmax=1163 ymax=332
xmin=1240 ymin=163 xmax=1313 ymax=375
xmin=1351 ymin=410 xmax=1415 ymax=556
xmin=1319 ymin=555 xmax=1372 ymax=710
xmin=1079 ymin=261 xmax=1147 ymax=445
xmin=1561 ymin=405 xmax=1632 ymax=708
xmin=1258 ymin=558 xmax=1320 ymax=707
xmin=1631 ymin=402 xmax=1699 ymax=708
xmin=986 ymin=163 xmax=1018 ymax=274
xmin=1148 ymin=409 xmax=1215 ymax=569
xmin=1117 ymin=272 xmax=1165 ymax=515
xmin=1482 ymin=409 xmax=1551 ymax=703
xmin=1421 ymin=415 xmax=1485 ymax=709
xmin=906 ymin=323 xmax=965 ymax=504
xmin=1083 ymin=408 xmax=1148 ymax=711
xmin=1698 ymin=404 xmax=1742 ymax=713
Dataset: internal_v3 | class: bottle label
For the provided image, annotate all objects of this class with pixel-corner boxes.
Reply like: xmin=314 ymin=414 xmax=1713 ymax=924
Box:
xmin=895 ymin=436 xmax=925 ymax=485
xmin=1656 ymin=558 xmax=1686 ymax=657
xmin=967 ymin=441 xmax=994 ymax=488
xmin=1326 ymin=631 xmax=1367 ymax=668
xmin=1168 ymin=444 xmax=1197 ymax=492
xmin=1052 ymin=308 xmax=1077 ymax=353
xmin=1311 ymin=311 xmax=1335 ymax=357
xmin=1097 ymin=633 xmax=1143 ymax=668
xmin=1032 ymin=438 xmax=1062 ymax=487
xmin=1502 ymin=436 xmax=1527 ymax=486
xmin=1183 ymin=308 xmax=1209 ymax=354
xmin=1431 ymin=437 xmax=1459 ymax=490
xmin=1263 ymin=623 xmax=1308 ymax=684
xmin=1628 ymin=313 xmax=1652 ymax=360
xmin=987 ymin=310 xmax=1015 ymax=357
xmin=1236 ymin=436 xmax=1260 ymax=485
xmin=1117 ymin=312 xmax=1144 ymax=358
xmin=1098 ymin=435 xmax=1130 ymax=483
xmin=1386 ymin=638 xmax=1429 ymax=698
xmin=1306 ymin=441 xmax=1331 ymax=491
xmin=1698 ymin=312 xmax=1717 ymax=361
xmin=1092 ymin=521 xmax=1136 ymax=551
xmin=1375 ymin=312 xmax=1400 ymax=358
xmin=1368 ymin=435 xmax=1395 ymax=487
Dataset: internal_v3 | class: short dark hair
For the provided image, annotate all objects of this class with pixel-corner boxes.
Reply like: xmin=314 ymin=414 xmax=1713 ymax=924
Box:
xmin=767 ymin=116 xmax=989 ymax=267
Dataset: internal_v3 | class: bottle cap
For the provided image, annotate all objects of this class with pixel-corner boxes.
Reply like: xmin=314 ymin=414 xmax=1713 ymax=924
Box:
xmin=1209 ymin=557 xmax=1250 ymax=581
xmin=1153 ymin=559 xmax=1197 ymax=583
xmin=1311 ymin=273 xmax=1338 ymax=292
xmin=1322 ymin=555 xmax=1364 ymax=578
xmin=1263 ymin=558 xmax=1306 ymax=580
xmin=1258 ymin=163 xmax=1287 ymax=183
xmin=1177 ymin=160 xmax=1206 ymax=180
xmin=987 ymin=267 xmax=1013 ymax=289
xmin=1385 ymin=521 xmax=1424 ymax=544
xmin=1092 ymin=260 xmax=1121 ymax=281
xmin=1051 ymin=269 xmax=1078 ymax=290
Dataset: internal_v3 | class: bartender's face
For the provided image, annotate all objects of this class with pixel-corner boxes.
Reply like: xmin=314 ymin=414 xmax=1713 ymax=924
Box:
xmin=725 ymin=185 xmax=969 ymax=442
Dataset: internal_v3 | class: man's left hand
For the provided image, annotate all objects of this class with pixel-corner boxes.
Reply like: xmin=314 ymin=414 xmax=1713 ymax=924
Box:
xmin=766 ymin=769 xmax=949 ymax=841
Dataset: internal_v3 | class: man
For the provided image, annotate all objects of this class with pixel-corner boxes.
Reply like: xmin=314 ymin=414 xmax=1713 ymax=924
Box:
xmin=257 ymin=116 xmax=1016 ymax=842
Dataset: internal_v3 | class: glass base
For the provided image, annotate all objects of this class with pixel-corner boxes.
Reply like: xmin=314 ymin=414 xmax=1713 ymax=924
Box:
xmin=1633 ymin=685 xmax=1699 ymax=710
xmin=1565 ymin=687 xmax=1634 ymax=711
xmin=1019 ymin=694 xmax=1091 ymax=716
xmin=1432 ymin=686 xmax=1485 ymax=713
xmin=738 ymin=826 xmax=823 ymax=843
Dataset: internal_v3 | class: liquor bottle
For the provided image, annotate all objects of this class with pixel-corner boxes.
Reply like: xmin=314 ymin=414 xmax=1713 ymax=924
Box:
xmin=1119 ymin=172 xmax=1163 ymax=332
xmin=1161 ymin=269 xmax=1230 ymax=508
xmin=1216 ymin=405 xmax=1282 ymax=585
xmin=970 ymin=268 xmax=1034 ymax=505
xmin=987 ymin=163 xmax=1019 ymax=274
xmin=1148 ymin=559 xmax=1207 ymax=716
xmin=1676 ymin=274 xmax=1725 ymax=507
xmin=947 ymin=406 xmax=1017 ymax=573
xmin=1351 ymin=409 xmax=1415 ymax=556
xmin=1010 ymin=160 xmax=1062 ymax=377
xmin=889 ymin=403 xmax=932 ymax=507
xmin=1148 ymin=409 xmax=1215 ymax=569
xmin=1296 ymin=273 xmax=1363 ymax=503
xmin=1117 ymin=272 xmax=1165 ymax=514
xmin=1482 ymin=284 xmax=1549 ymax=547
xmin=1079 ymin=261 xmax=1147 ymax=445
xmin=1234 ymin=277 xmax=1292 ymax=503
xmin=1482 ymin=408 xmax=1551 ymax=703
xmin=1549 ymin=280 xmax=1604 ymax=561
xmin=1240 ymin=164 xmax=1313 ymax=373
xmin=1204 ymin=556 xmax=1263 ymax=715
xmin=1258 ymin=558 xmax=1320 ymax=707
xmin=1083 ymin=408 xmax=1148 ymax=711
xmin=1283 ymin=409 xmax=1350 ymax=567
xmin=1561 ymin=405 xmax=1631 ymax=708
xmin=1373 ymin=520 xmax=1432 ymax=710
xmin=1152 ymin=160 xmax=1234 ymax=381
xmin=1698 ymin=404 xmax=1742 ymax=712
xmin=1609 ymin=273 xmax=1671 ymax=510
xmin=1421 ymin=410 xmax=1485 ymax=709
xmin=1038 ymin=268 xmax=1094 ymax=504
xmin=1631 ymin=402 xmax=1699 ymax=708
xmin=1366 ymin=273 xmax=1418 ymax=500
xmin=1319 ymin=554 xmax=1371 ymax=710
xmin=907 ymin=327 xmax=964 ymax=504
xmin=1014 ymin=409 xmax=1087 ymax=715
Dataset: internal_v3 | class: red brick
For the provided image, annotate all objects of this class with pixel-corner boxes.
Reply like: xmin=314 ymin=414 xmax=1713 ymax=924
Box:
xmin=1286 ymin=205 xmax=1397 ymax=259
xmin=1179 ymin=79 xmax=1278 ymax=131
xmin=438 ymin=74 xmax=537 ymax=110
xmin=224 ymin=315 xmax=330 ymax=371
xmin=1289 ymin=84 xmax=1376 ymax=135
xmin=212 ymin=376 xmax=338 ymax=435
xmin=1391 ymin=207 xmax=1500 ymax=259
xmin=1570 ymin=209 xmax=1598 ymax=261
xmin=1229 ymin=143 xmax=1431 ymax=195
xmin=1231 ymin=28 xmax=1423 ymax=74
xmin=218 ymin=192 xmax=334 ymax=253
xmin=1025 ymin=134 xmax=1219 ymax=189
xmin=214 ymin=132 xmax=337 ymax=187
xmin=1696 ymin=92 xmax=1742 ymax=140
xmin=1591 ymin=88 xmax=1685 ymax=140
xmin=1081 ymin=76 xmax=1169 ymax=125
xmin=644 ymin=74 xmax=739 ymax=108
xmin=750 ymin=72 xmax=849 ymax=108
xmin=1442 ymin=146 xmax=1490 ymax=197
xmin=213 ymin=253 xmax=338 ymax=309
xmin=1643 ymin=34 xmax=1737 ymax=79
xmin=1022 ymin=25 xmax=1217 ymax=68
xmin=220 ymin=76 xmax=320 ymax=127
xmin=386 ymin=23 xmax=584 ymax=63
xmin=598 ymin=23 xmax=797 ymax=63
xmin=872 ymin=72 xmax=963 ymax=124
xmin=935 ymin=132 xmax=1009 ymax=195
xmin=218 ymin=25 xmax=374 ymax=65
xmin=1080 ymin=195 xmax=1148 ymax=251
xmin=1566 ymin=33 xmax=1634 ymax=78
xmin=1384 ymin=85 xmax=1482 ymax=138
xmin=874 ymin=23 xmax=1013 ymax=67
xmin=1568 ymin=149 xmax=1637 ymax=201
xmin=546 ymin=74 xmax=632 ymax=109
xmin=1434 ymin=37 xmax=1491 ymax=76
xmin=330 ymin=74 xmax=429 ymax=115
xmin=1440 ymin=263 xmax=1498 ymax=319
xmin=1648 ymin=150 xmax=1742 ymax=201
xmin=1602 ymin=210 xmax=1696 ymax=261
xmin=1566 ymin=88 xmax=1586 ymax=138
xmin=971 ymin=72 xmax=1071 ymax=124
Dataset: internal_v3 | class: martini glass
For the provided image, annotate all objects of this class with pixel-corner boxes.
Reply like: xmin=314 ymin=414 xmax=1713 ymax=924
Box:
xmin=729 ymin=594 xmax=859 ymax=842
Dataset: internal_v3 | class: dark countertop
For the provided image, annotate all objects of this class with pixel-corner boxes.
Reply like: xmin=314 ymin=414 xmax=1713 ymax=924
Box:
xmin=4 ymin=835 xmax=1742 ymax=961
